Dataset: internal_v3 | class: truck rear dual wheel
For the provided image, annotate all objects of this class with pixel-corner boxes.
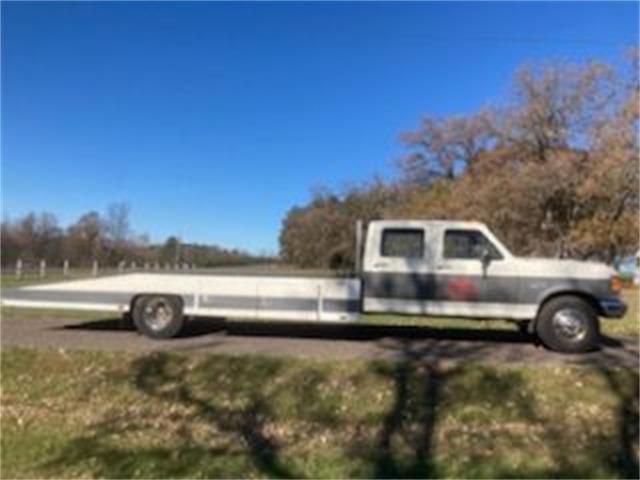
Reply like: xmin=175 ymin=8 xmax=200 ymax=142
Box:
xmin=535 ymin=295 xmax=599 ymax=353
xmin=132 ymin=295 xmax=184 ymax=339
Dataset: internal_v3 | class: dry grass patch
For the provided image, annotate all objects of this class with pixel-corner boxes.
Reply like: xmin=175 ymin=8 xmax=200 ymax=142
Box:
xmin=1 ymin=347 xmax=638 ymax=478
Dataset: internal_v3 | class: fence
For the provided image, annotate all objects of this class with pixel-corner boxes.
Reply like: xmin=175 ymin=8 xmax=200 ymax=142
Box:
xmin=3 ymin=259 xmax=198 ymax=281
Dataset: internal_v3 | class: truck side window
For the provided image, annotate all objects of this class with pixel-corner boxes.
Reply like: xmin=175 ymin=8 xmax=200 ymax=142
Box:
xmin=443 ymin=230 xmax=503 ymax=260
xmin=381 ymin=229 xmax=424 ymax=258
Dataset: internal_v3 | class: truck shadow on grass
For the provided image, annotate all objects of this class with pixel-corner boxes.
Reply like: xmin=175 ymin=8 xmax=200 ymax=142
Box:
xmin=40 ymin=337 xmax=639 ymax=479
xmin=62 ymin=316 xmax=228 ymax=337
xmin=62 ymin=316 xmax=634 ymax=364
xmin=63 ymin=315 xmax=537 ymax=343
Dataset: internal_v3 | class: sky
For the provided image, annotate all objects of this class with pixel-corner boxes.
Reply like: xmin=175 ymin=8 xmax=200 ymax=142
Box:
xmin=1 ymin=1 xmax=638 ymax=254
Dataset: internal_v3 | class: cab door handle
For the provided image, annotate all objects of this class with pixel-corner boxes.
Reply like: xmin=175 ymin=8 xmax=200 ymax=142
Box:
xmin=436 ymin=264 xmax=453 ymax=271
xmin=373 ymin=262 xmax=389 ymax=269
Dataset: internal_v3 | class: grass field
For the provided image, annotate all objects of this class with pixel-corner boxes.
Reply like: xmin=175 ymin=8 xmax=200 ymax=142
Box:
xmin=1 ymin=347 xmax=638 ymax=479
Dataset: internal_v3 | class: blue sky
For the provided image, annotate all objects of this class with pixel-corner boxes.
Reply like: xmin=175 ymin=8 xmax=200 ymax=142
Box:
xmin=2 ymin=1 xmax=637 ymax=253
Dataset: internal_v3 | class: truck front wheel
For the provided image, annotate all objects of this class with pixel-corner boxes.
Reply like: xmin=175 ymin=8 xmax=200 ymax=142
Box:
xmin=132 ymin=295 xmax=184 ymax=339
xmin=535 ymin=295 xmax=599 ymax=353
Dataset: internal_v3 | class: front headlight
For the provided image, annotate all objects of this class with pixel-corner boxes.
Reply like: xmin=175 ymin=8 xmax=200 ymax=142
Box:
xmin=609 ymin=275 xmax=624 ymax=293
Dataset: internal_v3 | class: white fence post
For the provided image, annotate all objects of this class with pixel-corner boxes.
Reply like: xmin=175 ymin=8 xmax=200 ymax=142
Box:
xmin=92 ymin=260 xmax=99 ymax=277
xmin=118 ymin=261 xmax=125 ymax=274
xmin=63 ymin=259 xmax=69 ymax=276
xmin=15 ymin=258 xmax=22 ymax=279
xmin=39 ymin=259 xmax=46 ymax=279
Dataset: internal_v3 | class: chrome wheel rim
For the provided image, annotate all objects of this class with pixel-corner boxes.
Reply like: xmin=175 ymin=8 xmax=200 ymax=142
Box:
xmin=552 ymin=308 xmax=588 ymax=342
xmin=142 ymin=298 xmax=174 ymax=331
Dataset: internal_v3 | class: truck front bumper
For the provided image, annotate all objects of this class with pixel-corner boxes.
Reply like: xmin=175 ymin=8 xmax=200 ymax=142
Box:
xmin=599 ymin=297 xmax=628 ymax=318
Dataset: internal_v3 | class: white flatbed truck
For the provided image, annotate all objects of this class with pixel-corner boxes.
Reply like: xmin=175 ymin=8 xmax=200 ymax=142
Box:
xmin=1 ymin=220 xmax=627 ymax=353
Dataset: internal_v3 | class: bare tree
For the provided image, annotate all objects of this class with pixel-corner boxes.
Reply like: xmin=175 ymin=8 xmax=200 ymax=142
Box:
xmin=498 ymin=61 xmax=615 ymax=161
xmin=159 ymin=236 xmax=181 ymax=264
xmin=65 ymin=212 xmax=105 ymax=265
xmin=105 ymin=202 xmax=131 ymax=245
xmin=3 ymin=212 xmax=63 ymax=265
xmin=398 ymin=110 xmax=495 ymax=183
xmin=397 ymin=54 xmax=637 ymax=260
xmin=104 ymin=202 xmax=132 ymax=262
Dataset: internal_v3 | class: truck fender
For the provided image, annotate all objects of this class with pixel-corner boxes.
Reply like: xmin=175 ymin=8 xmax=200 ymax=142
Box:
xmin=532 ymin=287 xmax=601 ymax=331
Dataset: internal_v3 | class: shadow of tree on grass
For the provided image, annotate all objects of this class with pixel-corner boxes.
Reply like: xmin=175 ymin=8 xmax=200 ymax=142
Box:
xmin=39 ymin=339 xmax=639 ymax=479
xmin=42 ymin=353 xmax=301 ymax=479
xmin=132 ymin=354 xmax=298 ymax=479
xmin=573 ymin=352 xmax=640 ymax=479
xmin=358 ymin=339 xmax=538 ymax=478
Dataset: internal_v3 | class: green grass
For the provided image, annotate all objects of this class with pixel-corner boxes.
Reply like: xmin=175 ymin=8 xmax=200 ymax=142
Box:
xmin=1 ymin=347 xmax=638 ymax=479
xmin=603 ymin=288 xmax=639 ymax=336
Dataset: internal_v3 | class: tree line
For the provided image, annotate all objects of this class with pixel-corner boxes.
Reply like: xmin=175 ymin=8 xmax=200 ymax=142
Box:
xmin=1 ymin=203 xmax=271 ymax=268
xmin=280 ymin=50 xmax=639 ymax=268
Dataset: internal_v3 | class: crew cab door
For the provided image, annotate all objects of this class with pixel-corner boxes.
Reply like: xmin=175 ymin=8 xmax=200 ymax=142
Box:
xmin=362 ymin=223 xmax=521 ymax=318
xmin=362 ymin=223 xmax=436 ymax=314
xmin=432 ymin=227 xmax=519 ymax=317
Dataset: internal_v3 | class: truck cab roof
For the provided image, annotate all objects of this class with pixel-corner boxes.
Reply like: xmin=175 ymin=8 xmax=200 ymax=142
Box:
xmin=369 ymin=219 xmax=487 ymax=229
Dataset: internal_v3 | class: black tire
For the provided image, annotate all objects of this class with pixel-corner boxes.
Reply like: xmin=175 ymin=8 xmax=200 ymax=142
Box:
xmin=132 ymin=295 xmax=184 ymax=339
xmin=535 ymin=295 xmax=600 ymax=353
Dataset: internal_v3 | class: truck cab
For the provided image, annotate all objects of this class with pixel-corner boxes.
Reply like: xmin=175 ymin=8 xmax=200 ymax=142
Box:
xmin=361 ymin=220 xmax=627 ymax=352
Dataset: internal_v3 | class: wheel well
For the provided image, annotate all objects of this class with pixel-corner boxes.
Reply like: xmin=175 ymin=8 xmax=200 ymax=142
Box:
xmin=535 ymin=291 xmax=601 ymax=325
xmin=129 ymin=294 xmax=185 ymax=314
